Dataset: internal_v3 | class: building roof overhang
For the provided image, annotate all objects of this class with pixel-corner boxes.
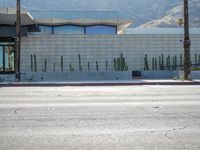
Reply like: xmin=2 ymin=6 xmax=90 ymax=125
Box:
xmin=0 ymin=8 xmax=132 ymax=34
xmin=0 ymin=8 xmax=34 ymax=25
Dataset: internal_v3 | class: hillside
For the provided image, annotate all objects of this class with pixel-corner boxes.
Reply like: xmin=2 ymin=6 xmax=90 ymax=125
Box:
xmin=139 ymin=0 xmax=200 ymax=28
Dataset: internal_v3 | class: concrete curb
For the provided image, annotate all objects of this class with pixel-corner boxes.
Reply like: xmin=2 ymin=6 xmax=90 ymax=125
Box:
xmin=0 ymin=81 xmax=200 ymax=87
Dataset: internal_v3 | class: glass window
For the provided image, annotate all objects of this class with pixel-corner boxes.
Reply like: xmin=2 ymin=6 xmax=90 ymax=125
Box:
xmin=54 ymin=25 xmax=85 ymax=34
xmin=5 ymin=46 xmax=15 ymax=72
xmin=0 ymin=46 xmax=3 ymax=71
xmin=0 ymin=43 xmax=15 ymax=73
xmin=39 ymin=26 xmax=53 ymax=34
xmin=86 ymin=25 xmax=116 ymax=35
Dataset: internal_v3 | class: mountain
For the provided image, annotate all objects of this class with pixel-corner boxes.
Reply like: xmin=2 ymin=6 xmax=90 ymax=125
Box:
xmin=0 ymin=0 xmax=200 ymax=28
xmin=139 ymin=0 xmax=200 ymax=28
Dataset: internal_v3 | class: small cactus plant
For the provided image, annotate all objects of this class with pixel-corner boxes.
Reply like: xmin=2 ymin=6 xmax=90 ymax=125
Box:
xmin=88 ymin=62 xmax=90 ymax=72
xmin=78 ymin=54 xmax=83 ymax=72
xmin=166 ymin=56 xmax=169 ymax=70
xmin=195 ymin=54 xmax=198 ymax=67
xmin=61 ymin=55 xmax=64 ymax=72
xmin=159 ymin=56 xmax=161 ymax=70
xmin=172 ymin=57 xmax=174 ymax=70
xmin=114 ymin=54 xmax=129 ymax=71
xmin=120 ymin=54 xmax=124 ymax=71
xmin=155 ymin=58 xmax=157 ymax=70
xmin=125 ymin=64 xmax=128 ymax=71
xmin=198 ymin=55 xmax=200 ymax=67
xmin=144 ymin=54 xmax=149 ymax=70
xmin=0 ymin=77 xmax=4 ymax=82
xmin=117 ymin=58 xmax=121 ymax=71
xmin=33 ymin=54 xmax=37 ymax=72
xmin=175 ymin=56 xmax=177 ymax=70
xmin=44 ymin=59 xmax=47 ymax=72
xmin=106 ymin=60 xmax=108 ymax=71
xmin=114 ymin=58 xmax=117 ymax=71
xmin=180 ymin=54 xmax=183 ymax=70
xmin=157 ymin=54 xmax=165 ymax=70
xmin=161 ymin=54 xmax=165 ymax=70
xmin=152 ymin=57 xmax=155 ymax=70
xmin=96 ymin=61 xmax=99 ymax=72
xmin=69 ymin=64 xmax=74 ymax=72
xmin=53 ymin=62 xmax=56 ymax=72
xmin=30 ymin=54 xmax=33 ymax=72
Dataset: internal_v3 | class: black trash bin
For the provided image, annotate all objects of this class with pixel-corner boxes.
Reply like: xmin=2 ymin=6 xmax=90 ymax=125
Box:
xmin=132 ymin=70 xmax=142 ymax=79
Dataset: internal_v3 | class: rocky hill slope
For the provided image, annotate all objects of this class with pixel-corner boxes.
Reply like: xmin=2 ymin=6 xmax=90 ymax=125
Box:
xmin=139 ymin=0 xmax=200 ymax=28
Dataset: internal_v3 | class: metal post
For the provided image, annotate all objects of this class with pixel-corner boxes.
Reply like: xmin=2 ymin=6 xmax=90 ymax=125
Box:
xmin=15 ymin=0 xmax=21 ymax=81
xmin=183 ymin=0 xmax=191 ymax=80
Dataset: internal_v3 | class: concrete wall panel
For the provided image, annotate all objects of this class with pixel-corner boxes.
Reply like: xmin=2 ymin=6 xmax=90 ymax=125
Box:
xmin=21 ymin=34 xmax=200 ymax=73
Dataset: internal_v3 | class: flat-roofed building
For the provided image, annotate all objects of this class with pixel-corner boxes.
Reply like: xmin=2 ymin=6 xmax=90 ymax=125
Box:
xmin=0 ymin=8 xmax=200 ymax=81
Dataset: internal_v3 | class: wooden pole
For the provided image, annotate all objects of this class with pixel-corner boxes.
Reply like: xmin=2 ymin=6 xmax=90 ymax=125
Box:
xmin=183 ymin=0 xmax=191 ymax=80
xmin=15 ymin=0 xmax=21 ymax=81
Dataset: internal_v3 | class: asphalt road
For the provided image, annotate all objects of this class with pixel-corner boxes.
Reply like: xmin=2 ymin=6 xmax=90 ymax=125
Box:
xmin=0 ymin=85 xmax=200 ymax=150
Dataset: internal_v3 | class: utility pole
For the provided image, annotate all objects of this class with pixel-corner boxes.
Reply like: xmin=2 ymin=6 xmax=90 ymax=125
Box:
xmin=15 ymin=0 xmax=21 ymax=81
xmin=183 ymin=0 xmax=191 ymax=80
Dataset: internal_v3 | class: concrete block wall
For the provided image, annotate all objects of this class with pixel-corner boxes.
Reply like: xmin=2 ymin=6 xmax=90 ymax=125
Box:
xmin=21 ymin=34 xmax=200 ymax=73
xmin=23 ymin=72 xmax=132 ymax=82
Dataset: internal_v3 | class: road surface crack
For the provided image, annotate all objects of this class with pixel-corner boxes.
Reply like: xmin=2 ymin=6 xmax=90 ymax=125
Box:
xmin=164 ymin=126 xmax=187 ymax=140
xmin=14 ymin=107 xmax=23 ymax=115
xmin=185 ymin=113 xmax=200 ymax=120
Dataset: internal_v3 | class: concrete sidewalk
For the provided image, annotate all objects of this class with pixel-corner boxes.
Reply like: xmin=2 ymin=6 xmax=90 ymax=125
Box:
xmin=0 ymin=79 xmax=200 ymax=87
